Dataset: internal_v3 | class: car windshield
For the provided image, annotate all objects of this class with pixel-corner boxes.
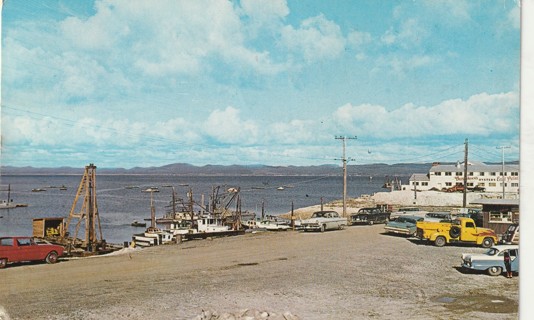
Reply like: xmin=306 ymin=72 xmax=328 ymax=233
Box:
xmin=485 ymin=248 xmax=498 ymax=256
xmin=312 ymin=211 xmax=329 ymax=218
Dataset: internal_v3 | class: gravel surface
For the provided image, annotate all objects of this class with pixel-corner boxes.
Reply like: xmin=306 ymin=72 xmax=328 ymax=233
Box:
xmin=0 ymin=225 xmax=519 ymax=319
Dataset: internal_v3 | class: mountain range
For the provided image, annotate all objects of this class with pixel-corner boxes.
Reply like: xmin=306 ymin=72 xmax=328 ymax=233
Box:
xmin=0 ymin=162 xmax=473 ymax=176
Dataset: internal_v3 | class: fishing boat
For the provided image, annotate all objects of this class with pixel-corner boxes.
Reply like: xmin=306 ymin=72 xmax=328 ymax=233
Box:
xmin=32 ymin=188 xmax=46 ymax=192
xmin=132 ymin=191 xmax=173 ymax=246
xmin=142 ymin=187 xmax=159 ymax=193
xmin=241 ymin=218 xmax=291 ymax=231
xmin=0 ymin=185 xmax=28 ymax=209
xmin=131 ymin=220 xmax=147 ymax=227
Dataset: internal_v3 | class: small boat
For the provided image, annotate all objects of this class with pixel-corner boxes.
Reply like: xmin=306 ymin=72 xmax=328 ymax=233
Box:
xmin=59 ymin=185 xmax=67 ymax=191
xmin=277 ymin=186 xmax=285 ymax=191
xmin=142 ymin=187 xmax=159 ymax=193
xmin=125 ymin=185 xmax=140 ymax=189
xmin=32 ymin=188 xmax=46 ymax=192
xmin=131 ymin=220 xmax=147 ymax=227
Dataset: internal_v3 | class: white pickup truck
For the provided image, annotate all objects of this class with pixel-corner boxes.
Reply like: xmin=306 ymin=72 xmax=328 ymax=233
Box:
xmin=300 ymin=211 xmax=348 ymax=232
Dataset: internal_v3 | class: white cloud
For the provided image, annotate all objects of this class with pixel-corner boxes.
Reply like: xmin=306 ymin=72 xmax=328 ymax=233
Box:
xmin=204 ymin=107 xmax=259 ymax=144
xmin=419 ymin=0 xmax=471 ymax=22
xmin=332 ymin=92 xmax=519 ymax=139
xmin=381 ymin=18 xmax=429 ymax=48
xmin=58 ymin=0 xmax=285 ymax=77
xmin=240 ymin=0 xmax=289 ymax=24
xmin=280 ymin=14 xmax=346 ymax=62
xmin=268 ymin=119 xmax=318 ymax=144
xmin=373 ymin=54 xmax=437 ymax=76
xmin=347 ymin=30 xmax=372 ymax=47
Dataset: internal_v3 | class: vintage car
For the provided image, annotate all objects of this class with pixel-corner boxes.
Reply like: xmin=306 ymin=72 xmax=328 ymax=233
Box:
xmin=424 ymin=212 xmax=452 ymax=222
xmin=300 ymin=211 xmax=348 ymax=232
xmin=461 ymin=245 xmax=519 ymax=276
xmin=384 ymin=215 xmax=424 ymax=236
xmin=0 ymin=236 xmax=65 ymax=268
xmin=351 ymin=207 xmax=390 ymax=225
xmin=389 ymin=207 xmax=428 ymax=221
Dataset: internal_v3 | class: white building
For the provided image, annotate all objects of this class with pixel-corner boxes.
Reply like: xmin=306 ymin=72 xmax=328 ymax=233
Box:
xmin=404 ymin=161 xmax=519 ymax=194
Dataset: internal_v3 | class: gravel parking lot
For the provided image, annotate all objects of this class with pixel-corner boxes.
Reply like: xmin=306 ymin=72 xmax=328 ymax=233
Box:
xmin=0 ymin=225 xmax=519 ymax=319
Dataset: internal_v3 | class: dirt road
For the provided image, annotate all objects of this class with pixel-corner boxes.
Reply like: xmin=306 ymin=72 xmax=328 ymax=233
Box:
xmin=0 ymin=225 xmax=519 ymax=319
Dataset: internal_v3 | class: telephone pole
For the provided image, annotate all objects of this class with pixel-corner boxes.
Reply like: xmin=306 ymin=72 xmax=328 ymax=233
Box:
xmin=497 ymin=146 xmax=511 ymax=199
xmin=463 ymin=138 xmax=468 ymax=208
xmin=335 ymin=136 xmax=357 ymax=218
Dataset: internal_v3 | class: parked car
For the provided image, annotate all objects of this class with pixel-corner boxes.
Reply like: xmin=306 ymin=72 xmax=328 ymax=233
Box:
xmin=0 ymin=236 xmax=65 ymax=268
xmin=424 ymin=212 xmax=452 ymax=222
xmin=389 ymin=207 xmax=428 ymax=221
xmin=300 ymin=211 xmax=348 ymax=232
xmin=461 ymin=245 xmax=519 ymax=276
xmin=501 ymin=224 xmax=519 ymax=244
xmin=351 ymin=207 xmax=390 ymax=225
xmin=384 ymin=215 xmax=424 ymax=236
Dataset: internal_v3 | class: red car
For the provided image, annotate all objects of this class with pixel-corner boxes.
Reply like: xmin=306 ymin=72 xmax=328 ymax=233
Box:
xmin=0 ymin=236 xmax=65 ymax=268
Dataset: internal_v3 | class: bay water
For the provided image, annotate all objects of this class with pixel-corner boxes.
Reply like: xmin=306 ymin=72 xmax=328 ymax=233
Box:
xmin=0 ymin=174 xmax=406 ymax=243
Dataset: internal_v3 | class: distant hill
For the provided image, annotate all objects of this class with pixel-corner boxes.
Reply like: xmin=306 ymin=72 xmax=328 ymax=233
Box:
xmin=0 ymin=162 xmax=437 ymax=176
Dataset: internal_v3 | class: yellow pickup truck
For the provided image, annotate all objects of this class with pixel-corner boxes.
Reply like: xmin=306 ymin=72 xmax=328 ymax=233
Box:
xmin=416 ymin=217 xmax=497 ymax=248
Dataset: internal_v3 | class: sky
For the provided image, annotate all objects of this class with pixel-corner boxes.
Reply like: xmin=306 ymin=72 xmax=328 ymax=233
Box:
xmin=0 ymin=0 xmax=521 ymax=168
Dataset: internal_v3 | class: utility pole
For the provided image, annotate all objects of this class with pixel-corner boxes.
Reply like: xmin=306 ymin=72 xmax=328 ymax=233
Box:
xmin=463 ymin=138 xmax=468 ymax=208
xmin=497 ymin=146 xmax=511 ymax=199
xmin=335 ymin=136 xmax=357 ymax=218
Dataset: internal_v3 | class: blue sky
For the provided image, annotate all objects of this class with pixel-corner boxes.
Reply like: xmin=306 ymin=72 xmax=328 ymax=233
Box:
xmin=0 ymin=0 xmax=521 ymax=168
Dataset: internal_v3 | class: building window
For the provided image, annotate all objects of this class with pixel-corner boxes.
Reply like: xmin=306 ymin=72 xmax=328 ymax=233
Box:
xmin=445 ymin=172 xmax=452 ymax=176
xmin=491 ymin=172 xmax=496 ymax=176
xmin=445 ymin=182 xmax=452 ymax=187
xmin=456 ymin=172 xmax=463 ymax=176
xmin=435 ymin=172 xmax=441 ymax=176
xmin=422 ymin=182 xmax=428 ymax=186
xmin=479 ymin=172 xmax=485 ymax=176
xmin=469 ymin=172 xmax=474 ymax=176
xmin=467 ymin=183 xmax=474 ymax=187
xmin=489 ymin=183 xmax=497 ymax=187
xmin=455 ymin=182 xmax=463 ymax=186
xmin=478 ymin=183 xmax=486 ymax=187
xmin=512 ymin=183 xmax=519 ymax=187
xmin=489 ymin=211 xmax=512 ymax=223
xmin=511 ymin=172 xmax=519 ymax=176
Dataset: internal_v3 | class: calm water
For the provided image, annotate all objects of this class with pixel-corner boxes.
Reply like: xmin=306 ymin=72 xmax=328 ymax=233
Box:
xmin=0 ymin=174 xmax=405 ymax=243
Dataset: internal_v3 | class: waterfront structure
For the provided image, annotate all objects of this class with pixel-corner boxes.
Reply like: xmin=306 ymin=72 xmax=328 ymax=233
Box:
xmin=403 ymin=161 xmax=519 ymax=195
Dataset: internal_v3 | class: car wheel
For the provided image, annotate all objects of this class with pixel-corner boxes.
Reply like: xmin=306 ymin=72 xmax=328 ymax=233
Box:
xmin=0 ymin=258 xmax=7 ymax=268
xmin=369 ymin=221 xmax=374 ymax=225
xmin=45 ymin=251 xmax=59 ymax=264
xmin=320 ymin=224 xmax=326 ymax=233
xmin=338 ymin=224 xmax=345 ymax=230
xmin=449 ymin=226 xmax=461 ymax=238
xmin=482 ymin=237 xmax=494 ymax=248
xmin=487 ymin=266 xmax=502 ymax=276
xmin=434 ymin=236 xmax=446 ymax=247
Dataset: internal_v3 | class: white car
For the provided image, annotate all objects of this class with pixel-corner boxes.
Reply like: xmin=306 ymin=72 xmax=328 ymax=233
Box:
xmin=461 ymin=245 xmax=519 ymax=276
xmin=300 ymin=211 xmax=348 ymax=232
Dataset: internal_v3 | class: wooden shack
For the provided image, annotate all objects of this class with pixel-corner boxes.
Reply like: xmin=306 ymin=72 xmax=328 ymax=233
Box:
xmin=32 ymin=217 xmax=65 ymax=239
xmin=469 ymin=199 xmax=519 ymax=238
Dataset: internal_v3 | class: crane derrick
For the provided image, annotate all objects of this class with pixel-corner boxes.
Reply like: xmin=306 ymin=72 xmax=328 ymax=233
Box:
xmin=60 ymin=163 xmax=106 ymax=254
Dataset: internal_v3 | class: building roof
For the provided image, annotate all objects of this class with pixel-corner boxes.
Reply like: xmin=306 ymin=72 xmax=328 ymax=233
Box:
xmin=469 ymin=198 xmax=520 ymax=206
xmin=429 ymin=162 xmax=519 ymax=173
xmin=409 ymin=173 xmax=429 ymax=182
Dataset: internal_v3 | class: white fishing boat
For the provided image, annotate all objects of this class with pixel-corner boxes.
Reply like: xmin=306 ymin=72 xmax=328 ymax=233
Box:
xmin=0 ymin=185 xmax=28 ymax=209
